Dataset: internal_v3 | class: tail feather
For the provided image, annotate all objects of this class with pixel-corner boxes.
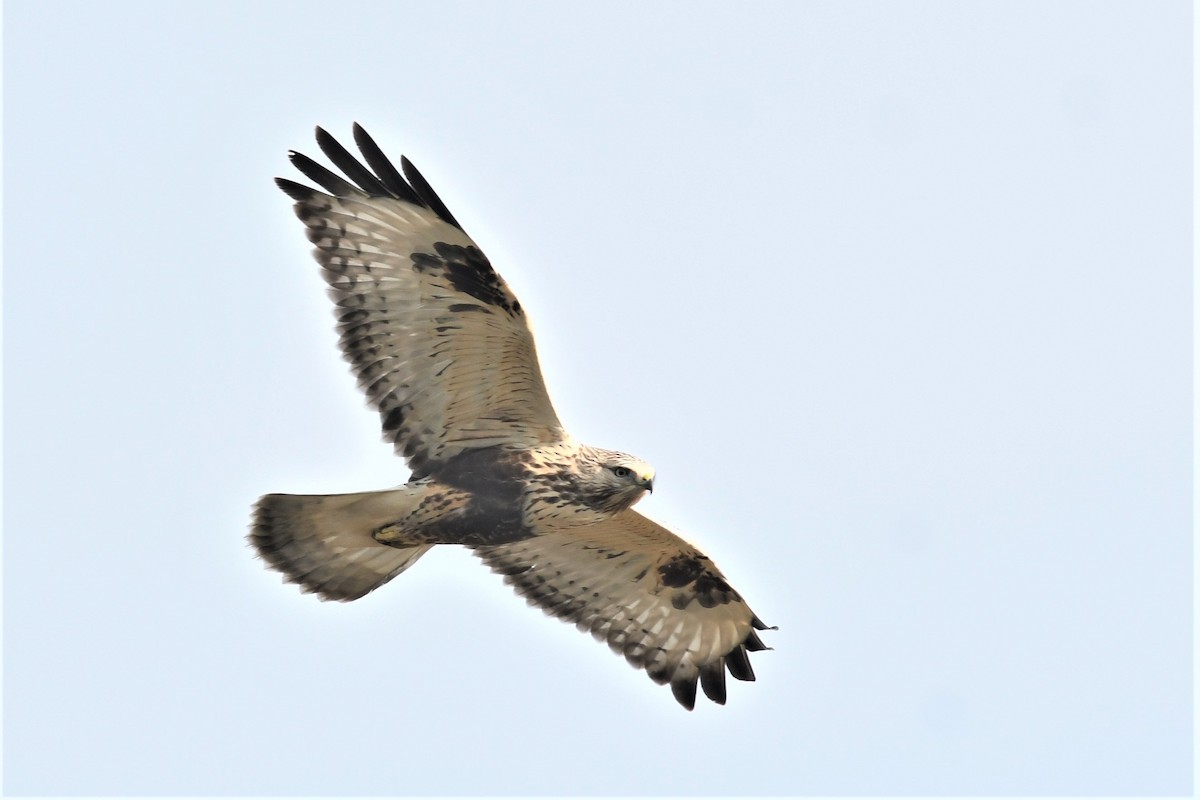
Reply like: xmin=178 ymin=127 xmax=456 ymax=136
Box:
xmin=250 ymin=489 xmax=432 ymax=601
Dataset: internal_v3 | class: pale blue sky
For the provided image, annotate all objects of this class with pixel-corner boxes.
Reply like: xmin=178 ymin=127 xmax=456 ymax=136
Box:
xmin=4 ymin=1 xmax=1192 ymax=796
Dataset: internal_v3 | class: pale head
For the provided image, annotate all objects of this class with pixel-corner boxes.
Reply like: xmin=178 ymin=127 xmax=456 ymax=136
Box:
xmin=577 ymin=446 xmax=656 ymax=513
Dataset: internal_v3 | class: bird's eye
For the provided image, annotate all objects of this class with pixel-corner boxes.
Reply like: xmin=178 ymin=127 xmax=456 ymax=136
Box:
xmin=612 ymin=466 xmax=631 ymax=478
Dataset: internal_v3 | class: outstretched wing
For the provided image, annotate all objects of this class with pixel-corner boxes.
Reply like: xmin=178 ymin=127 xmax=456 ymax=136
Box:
xmin=472 ymin=511 xmax=773 ymax=709
xmin=277 ymin=125 xmax=565 ymax=475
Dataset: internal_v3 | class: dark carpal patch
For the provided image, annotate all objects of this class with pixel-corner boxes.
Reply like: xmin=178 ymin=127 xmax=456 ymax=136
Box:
xmin=410 ymin=251 xmax=441 ymax=273
xmin=683 ymin=570 xmax=740 ymax=609
xmin=406 ymin=242 xmax=520 ymax=316
xmin=658 ymin=554 xmax=705 ymax=587
xmin=659 ymin=553 xmax=741 ymax=609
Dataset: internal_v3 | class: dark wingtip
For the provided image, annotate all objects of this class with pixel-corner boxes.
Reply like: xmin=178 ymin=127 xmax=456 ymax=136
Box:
xmin=671 ymin=677 xmax=698 ymax=710
xmin=282 ymin=124 xmax=466 ymax=231
xmin=287 ymin=150 xmax=359 ymax=197
xmin=725 ymin=644 xmax=756 ymax=682
xmin=744 ymin=629 xmax=771 ymax=652
xmin=315 ymin=126 xmax=392 ymax=197
xmin=700 ymin=662 xmax=728 ymax=705
xmin=276 ymin=177 xmax=314 ymax=201
xmin=351 ymin=123 xmax=425 ymax=207
xmin=400 ymin=155 xmax=463 ymax=230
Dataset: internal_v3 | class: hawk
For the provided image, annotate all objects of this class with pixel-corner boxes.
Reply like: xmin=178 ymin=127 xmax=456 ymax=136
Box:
xmin=251 ymin=125 xmax=773 ymax=709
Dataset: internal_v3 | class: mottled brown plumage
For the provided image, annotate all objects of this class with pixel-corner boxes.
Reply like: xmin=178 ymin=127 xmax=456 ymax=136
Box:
xmin=251 ymin=125 xmax=773 ymax=709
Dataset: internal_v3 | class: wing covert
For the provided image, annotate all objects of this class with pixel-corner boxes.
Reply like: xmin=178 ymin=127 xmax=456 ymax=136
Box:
xmin=278 ymin=125 xmax=566 ymax=474
xmin=472 ymin=510 xmax=773 ymax=709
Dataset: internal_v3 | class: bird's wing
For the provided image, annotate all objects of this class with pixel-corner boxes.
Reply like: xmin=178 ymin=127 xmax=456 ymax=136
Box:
xmin=472 ymin=510 xmax=773 ymax=709
xmin=277 ymin=125 xmax=565 ymax=475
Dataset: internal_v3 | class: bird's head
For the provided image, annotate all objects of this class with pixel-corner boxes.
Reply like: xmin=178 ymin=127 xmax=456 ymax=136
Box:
xmin=578 ymin=447 xmax=656 ymax=513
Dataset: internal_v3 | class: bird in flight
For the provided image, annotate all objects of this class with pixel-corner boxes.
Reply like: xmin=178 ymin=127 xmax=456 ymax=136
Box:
xmin=251 ymin=125 xmax=773 ymax=709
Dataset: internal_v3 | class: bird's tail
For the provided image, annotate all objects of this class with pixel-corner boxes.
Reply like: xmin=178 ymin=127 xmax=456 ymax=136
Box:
xmin=250 ymin=488 xmax=433 ymax=601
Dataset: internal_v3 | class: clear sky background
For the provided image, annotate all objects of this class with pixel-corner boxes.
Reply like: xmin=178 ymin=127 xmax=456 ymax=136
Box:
xmin=3 ymin=1 xmax=1192 ymax=796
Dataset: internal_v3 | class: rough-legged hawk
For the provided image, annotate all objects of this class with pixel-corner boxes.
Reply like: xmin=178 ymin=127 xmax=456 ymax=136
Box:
xmin=250 ymin=125 xmax=773 ymax=709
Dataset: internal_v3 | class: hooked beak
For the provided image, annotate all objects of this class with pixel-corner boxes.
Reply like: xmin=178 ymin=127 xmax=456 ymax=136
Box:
xmin=642 ymin=476 xmax=654 ymax=493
